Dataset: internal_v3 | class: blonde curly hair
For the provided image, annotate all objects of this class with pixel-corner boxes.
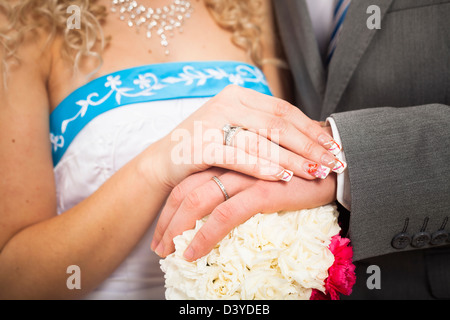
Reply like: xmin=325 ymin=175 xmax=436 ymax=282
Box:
xmin=0 ymin=0 xmax=282 ymax=82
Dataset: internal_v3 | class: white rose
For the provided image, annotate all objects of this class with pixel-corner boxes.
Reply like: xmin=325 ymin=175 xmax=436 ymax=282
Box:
xmin=160 ymin=205 xmax=341 ymax=300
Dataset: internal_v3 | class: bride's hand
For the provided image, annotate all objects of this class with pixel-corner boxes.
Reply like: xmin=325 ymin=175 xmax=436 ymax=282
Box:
xmin=140 ymin=85 xmax=344 ymax=190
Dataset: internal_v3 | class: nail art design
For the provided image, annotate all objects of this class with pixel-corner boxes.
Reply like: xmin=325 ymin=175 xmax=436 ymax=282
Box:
xmin=321 ymin=154 xmax=347 ymax=174
xmin=319 ymin=135 xmax=342 ymax=156
xmin=324 ymin=139 xmax=342 ymax=156
xmin=278 ymin=169 xmax=293 ymax=182
xmin=306 ymin=163 xmax=331 ymax=179
xmin=331 ymin=159 xmax=347 ymax=174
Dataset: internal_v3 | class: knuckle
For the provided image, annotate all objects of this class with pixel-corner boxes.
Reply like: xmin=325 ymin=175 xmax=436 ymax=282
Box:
xmin=213 ymin=204 xmax=234 ymax=225
xmin=305 ymin=121 xmax=320 ymax=136
xmin=223 ymin=84 xmax=241 ymax=96
xmin=169 ymin=184 xmax=187 ymax=206
xmin=303 ymin=140 xmax=315 ymax=157
xmin=211 ymin=86 xmax=237 ymax=107
xmin=164 ymin=228 xmax=177 ymax=243
xmin=184 ymin=189 xmax=202 ymax=209
xmin=274 ymin=100 xmax=292 ymax=117
xmin=193 ymin=228 xmax=209 ymax=247
xmin=267 ymin=116 xmax=288 ymax=135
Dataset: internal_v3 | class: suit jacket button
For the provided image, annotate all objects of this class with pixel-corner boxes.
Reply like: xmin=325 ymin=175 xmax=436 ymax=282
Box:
xmin=411 ymin=232 xmax=431 ymax=248
xmin=392 ymin=233 xmax=411 ymax=249
xmin=430 ymin=230 xmax=448 ymax=245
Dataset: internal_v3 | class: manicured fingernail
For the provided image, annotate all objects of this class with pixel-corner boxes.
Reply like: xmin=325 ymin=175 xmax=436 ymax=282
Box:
xmin=277 ymin=169 xmax=294 ymax=182
xmin=151 ymin=239 xmax=158 ymax=252
xmin=184 ymin=247 xmax=195 ymax=261
xmin=155 ymin=243 xmax=164 ymax=257
xmin=261 ymin=165 xmax=293 ymax=182
xmin=321 ymin=154 xmax=347 ymax=174
xmin=318 ymin=135 xmax=342 ymax=156
xmin=304 ymin=163 xmax=331 ymax=179
xmin=331 ymin=159 xmax=347 ymax=174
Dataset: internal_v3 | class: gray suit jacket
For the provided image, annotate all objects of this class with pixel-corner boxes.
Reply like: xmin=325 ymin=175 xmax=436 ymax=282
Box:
xmin=275 ymin=0 xmax=450 ymax=299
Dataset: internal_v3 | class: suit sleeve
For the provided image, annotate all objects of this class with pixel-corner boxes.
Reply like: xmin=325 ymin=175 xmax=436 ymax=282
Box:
xmin=330 ymin=104 xmax=450 ymax=261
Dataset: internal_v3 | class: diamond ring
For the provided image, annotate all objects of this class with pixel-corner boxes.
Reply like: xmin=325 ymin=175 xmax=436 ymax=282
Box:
xmin=222 ymin=124 xmax=245 ymax=146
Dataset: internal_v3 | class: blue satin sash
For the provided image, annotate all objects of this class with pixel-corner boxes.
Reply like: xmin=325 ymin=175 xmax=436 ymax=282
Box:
xmin=49 ymin=61 xmax=272 ymax=167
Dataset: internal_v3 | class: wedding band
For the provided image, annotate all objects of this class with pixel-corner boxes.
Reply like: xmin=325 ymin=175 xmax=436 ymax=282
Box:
xmin=223 ymin=124 xmax=244 ymax=146
xmin=211 ymin=176 xmax=230 ymax=201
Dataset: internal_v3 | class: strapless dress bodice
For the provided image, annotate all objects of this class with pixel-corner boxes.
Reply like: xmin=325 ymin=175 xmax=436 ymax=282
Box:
xmin=50 ymin=61 xmax=271 ymax=299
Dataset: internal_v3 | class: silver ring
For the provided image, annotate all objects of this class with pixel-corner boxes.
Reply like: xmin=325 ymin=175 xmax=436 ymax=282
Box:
xmin=211 ymin=176 xmax=230 ymax=201
xmin=223 ymin=124 xmax=244 ymax=146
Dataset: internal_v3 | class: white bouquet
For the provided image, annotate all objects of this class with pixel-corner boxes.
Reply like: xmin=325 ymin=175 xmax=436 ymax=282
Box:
xmin=160 ymin=204 xmax=355 ymax=300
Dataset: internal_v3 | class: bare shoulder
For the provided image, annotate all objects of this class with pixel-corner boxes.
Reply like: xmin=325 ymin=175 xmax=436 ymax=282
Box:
xmin=0 ymin=2 xmax=54 ymax=113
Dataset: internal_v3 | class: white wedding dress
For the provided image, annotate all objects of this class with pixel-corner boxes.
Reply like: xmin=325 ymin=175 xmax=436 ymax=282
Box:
xmin=50 ymin=61 xmax=271 ymax=299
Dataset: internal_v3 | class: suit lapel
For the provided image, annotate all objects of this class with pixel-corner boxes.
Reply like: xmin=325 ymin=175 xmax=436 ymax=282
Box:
xmin=292 ymin=0 xmax=327 ymax=104
xmin=321 ymin=0 xmax=394 ymax=119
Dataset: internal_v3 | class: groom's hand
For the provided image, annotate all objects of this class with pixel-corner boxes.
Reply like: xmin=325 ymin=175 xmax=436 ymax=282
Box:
xmin=151 ymin=168 xmax=337 ymax=261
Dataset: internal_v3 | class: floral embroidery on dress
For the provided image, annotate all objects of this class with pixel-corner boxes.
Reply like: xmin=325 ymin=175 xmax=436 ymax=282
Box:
xmin=163 ymin=65 xmax=266 ymax=86
xmin=50 ymin=62 xmax=271 ymax=166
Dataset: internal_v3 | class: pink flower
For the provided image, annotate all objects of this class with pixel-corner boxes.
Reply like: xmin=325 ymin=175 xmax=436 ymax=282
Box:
xmin=310 ymin=235 xmax=356 ymax=300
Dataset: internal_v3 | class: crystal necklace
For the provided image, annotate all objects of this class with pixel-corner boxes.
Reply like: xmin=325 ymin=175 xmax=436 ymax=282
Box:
xmin=110 ymin=0 xmax=194 ymax=56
